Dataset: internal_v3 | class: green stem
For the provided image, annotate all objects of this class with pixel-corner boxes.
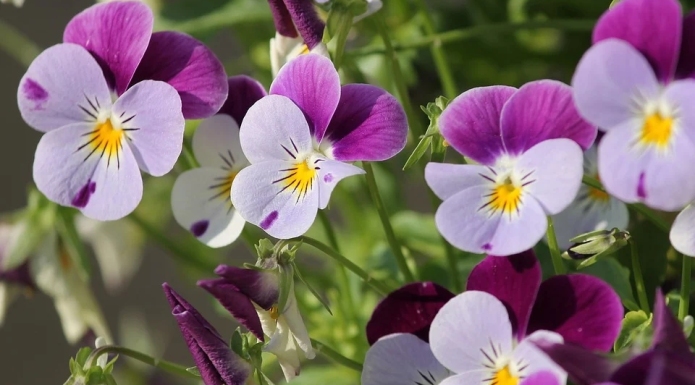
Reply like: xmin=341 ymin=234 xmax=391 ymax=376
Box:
xmin=629 ymin=239 xmax=650 ymax=313
xmin=546 ymin=216 xmax=566 ymax=275
xmin=55 ymin=208 xmax=91 ymax=280
xmin=154 ymin=2 xmax=271 ymax=34
xmin=296 ymin=236 xmax=391 ymax=296
xmin=328 ymin=8 xmax=354 ymax=71
xmin=680 ymin=254 xmax=692 ymax=320
xmin=352 ymin=19 xmax=596 ymax=56
xmin=0 ymin=18 xmax=41 ymax=67
xmin=310 ymin=338 xmax=363 ymax=372
xmin=86 ymin=345 xmax=198 ymax=379
xmin=413 ymin=0 xmax=457 ymax=99
xmin=181 ymin=140 xmax=199 ymax=171
xmin=363 ymin=162 xmax=415 ymax=282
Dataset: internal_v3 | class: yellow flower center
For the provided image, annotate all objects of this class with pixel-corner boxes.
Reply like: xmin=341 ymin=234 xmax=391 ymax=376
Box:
xmin=492 ymin=366 xmax=519 ymax=385
xmin=210 ymin=171 xmax=238 ymax=202
xmin=276 ymin=158 xmax=317 ymax=200
xmin=640 ymin=113 xmax=673 ymax=148
xmin=488 ymin=177 xmax=522 ymax=214
xmin=269 ymin=304 xmax=280 ymax=320
xmin=299 ymin=44 xmax=310 ymax=55
xmin=84 ymin=119 xmax=124 ymax=165
xmin=587 ymin=174 xmax=609 ymax=202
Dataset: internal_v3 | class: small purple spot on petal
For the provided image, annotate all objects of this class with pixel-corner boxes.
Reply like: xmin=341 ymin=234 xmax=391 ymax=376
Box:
xmin=323 ymin=173 xmax=334 ymax=183
xmin=482 ymin=243 xmax=492 ymax=251
xmin=23 ymin=78 xmax=48 ymax=103
xmin=261 ymin=211 xmax=279 ymax=230
xmin=72 ymin=181 xmax=96 ymax=208
xmin=190 ymin=220 xmax=210 ymax=237
xmin=637 ymin=172 xmax=647 ymax=199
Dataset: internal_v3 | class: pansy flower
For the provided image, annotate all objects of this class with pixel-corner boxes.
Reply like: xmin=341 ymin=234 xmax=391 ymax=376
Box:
xmin=572 ymin=0 xmax=695 ymax=211
xmin=426 ymin=81 xmax=596 ymax=256
xmin=231 ymin=53 xmax=407 ymax=239
xmin=171 ymin=76 xmax=266 ymax=247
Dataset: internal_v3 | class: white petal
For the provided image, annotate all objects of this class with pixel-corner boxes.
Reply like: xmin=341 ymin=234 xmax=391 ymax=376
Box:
xmin=282 ymin=292 xmax=315 ymax=359
xmin=671 ymin=204 xmax=695 ymax=257
xmin=317 ymin=159 xmax=364 ymax=209
xmin=265 ymin=317 xmax=302 ymax=381
xmin=192 ymin=114 xmax=248 ymax=169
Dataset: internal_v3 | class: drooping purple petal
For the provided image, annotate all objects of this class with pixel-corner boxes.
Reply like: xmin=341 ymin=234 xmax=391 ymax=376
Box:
xmin=593 ymin=0 xmax=682 ymax=82
xmin=527 ymin=274 xmax=623 ymax=352
xmin=268 ymin=0 xmax=299 ymax=38
xmin=535 ymin=342 xmax=618 ymax=385
xmin=218 ymin=76 xmax=267 ymax=126
xmin=317 ymin=159 xmax=364 ymax=209
xmin=677 ymin=12 xmax=695 ymax=80
xmin=652 ymin=289 xmax=691 ymax=356
xmin=365 ymin=282 xmax=455 ymax=345
xmin=269 ymin=54 xmax=340 ymax=142
xmin=466 ymin=251 xmax=541 ymax=339
xmin=111 ymin=80 xmax=185 ymax=177
xmin=214 ymin=265 xmax=280 ymax=310
xmin=513 ymin=331 xmax=567 ymax=385
xmin=130 ymin=31 xmax=228 ymax=119
xmin=18 ymin=44 xmax=111 ymax=133
xmin=63 ymin=1 xmax=153 ymax=95
xmin=438 ymin=86 xmax=516 ymax=165
xmin=670 ymin=204 xmax=695 ymax=257
xmin=323 ymin=84 xmax=407 ymax=162
xmin=197 ymin=278 xmax=265 ymax=341
xmin=282 ymin=0 xmax=325 ymax=49
xmin=500 ymin=80 xmax=596 ymax=155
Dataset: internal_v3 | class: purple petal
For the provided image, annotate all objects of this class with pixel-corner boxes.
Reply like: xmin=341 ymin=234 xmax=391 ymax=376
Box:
xmin=520 ymin=371 xmax=561 ymax=385
xmin=527 ymin=274 xmax=623 ymax=352
xmin=18 ymin=44 xmax=111 ymax=133
xmin=317 ymin=159 xmax=365 ymax=209
xmin=63 ymin=1 xmax=153 ymax=95
xmin=268 ymin=0 xmax=299 ymax=38
xmin=365 ymin=282 xmax=455 ymax=345
xmin=198 ymin=278 xmax=265 ymax=341
xmin=192 ymin=114 xmax=247 ymax=170
xmin=269 ymin=54 xmax=340 ymax=142
xmin=438 ymin=86 xmax=516 ymax=165
xmin=112 ymin=80 xmax=185 ymax=176
xmin=670 ymin=204 xmax=695 ymax=257
xmin=500 ymin=80 xmax=596 ymax=155
xmin=677 ymin=12 xmax=695 ymax=79
xmin=593 ymin=0 xmax=682 ymax=82
xmin=535 ymin=342 xmax=617 ymax=385
xmin=323 ymin=84 xmax=407 ymax=162
xmin=218 ymin=76 xmax=267 ymax=126
xmin=513 ymin=331 xmax=567 ymax=385
xmin=130 ymin=31 xmax=228 ymax=119
xmin=652 ymin=289 xmax=691 ymax=356
xmin=425 ymin=163 xmax=488 ymax=201
xmin=282 ymin=0 xmax=325 ymax=49
xmin=214 ymin=265 xmax=280 ymax=310
xmin=466 ymin=251 xmax=541 ymax=339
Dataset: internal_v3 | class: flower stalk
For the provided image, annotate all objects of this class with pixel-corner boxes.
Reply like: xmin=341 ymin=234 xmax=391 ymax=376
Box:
xmin=680 ymin=254 xmax=692 ymax=321
xmin=85 ymin=345 xmax=199 ymax=379
xmin=311 ymin=338 xmax=363 ymax=372
xmin=546 ymin=216 xmax=567 ymax=275
xmin=413 ymin=0 xmax=457 ymax=99
xmin=0 ymin=18 xmax=41 ymax=67
xmin=629 ymin=239 xmax=650 ymax=313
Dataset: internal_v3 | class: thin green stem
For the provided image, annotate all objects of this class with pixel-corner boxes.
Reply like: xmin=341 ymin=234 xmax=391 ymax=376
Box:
xmin=86 ymin=346 xmax=199 ymax=379
xmin=363 ymin=162 xmax=415 ymax=282
xmin=680 ymin=254 xmax=692 ymax=320
xmin=154 ymin=1 xmax=271 ymax=33
xmin=55 ymin=208 xmax=91 ymax=280
xmin=414 ymin=0 xmax=457 ymax=99
xmin=0 ymin=18 xmax=41 ymax=67
xmin=310 ymin=338 xmax=363 ymax=372
xmin=629 ymin=239 xmax=650 ymax=313
xmin=352 ymin=19 xmax=596 ymax=56
xmin=181 ymin=140 xmax=199 ymax=171
xmin=328 ymin=8 xmax=354 ymax=71
xmin=296 ymin=236 xmax=391 ymax=296
xmin=546 ymin=216 xmax=566 ymax=275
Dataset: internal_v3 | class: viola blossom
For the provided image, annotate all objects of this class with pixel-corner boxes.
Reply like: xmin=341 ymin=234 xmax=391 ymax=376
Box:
xmin=163 ymin=283 xmax=252 ymax=385
xmin=426 ymin=81 xmax=596 ymax=256
xmin=232 ymin=53 xmax=407 ymax=239
xmin=572 ymin=0 xmax=695 ymax=211
xmin=199 ymin=264 xmax=314 ymax=381
xmin=539 ymin=291 xmax=695 ymax=385
xmin=171 ymin=76 xmax=266 ymax=247
xmin=550 ymin=145 xmax=629 ymax=249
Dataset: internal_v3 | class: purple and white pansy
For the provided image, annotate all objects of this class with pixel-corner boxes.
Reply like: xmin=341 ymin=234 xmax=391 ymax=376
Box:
xmin=426 ymin=81 xmax=597 ymax=256
xmin=171 ymin=76 xmax=266 ymax=247
xmin=572 ymin=0 xmax=695 ymax=211
xmin=231 ymin=53 xmax=407 ymax=239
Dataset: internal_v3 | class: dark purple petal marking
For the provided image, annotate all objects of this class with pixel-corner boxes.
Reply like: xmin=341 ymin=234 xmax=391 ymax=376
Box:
xmin=323 ymin=173 xmax=334 ymax=183
xmin=190 ymin=220 xmax=210 ymax=237
xmin=71 ymin=180 xmax=97 ymax=208
xmin=22 ymin=78 xmax=48 ymax=106
xmin=482 ymin=243 xmax=492 ymax=251
xmin=637 ymin=172 xmax=647 ymax=199
xmin=260 ymin=211 xmax=279 ymax=230
xmin=213 ymin=265 xmax=280 ymax=310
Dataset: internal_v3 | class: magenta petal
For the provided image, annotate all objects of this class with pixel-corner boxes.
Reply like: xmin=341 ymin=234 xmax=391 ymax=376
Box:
xmin=466 ymin=251 xmax=541 ymax=339
xmin=324 ymin=84 xmax=407 ymax=162
xmin=365 ymin=282 xmax=455 ymax=345
xmin=520 ymin=371 xmax=561 ymax=385
xmin=282 ymin=0 xmax=325 ymax=49
xmin=130 ymin=31 xmax=228 ymax=119
xmin=500 ymin=80 xmax=596 ymax=155
xmin=652 ymin=290 xmax=691 ymax=356
xmin=536 ymin=342 xmax=618 ymax=385
xmin=198 ymin=278 xmax=265 ymax=341
xmin=213 ymin=265 xmax=280 ymax=310
xmin=677 ymin=12 xmax=695 ymax=79
xmin=593 ymin=0 xmax=682 ymax=82
xmin=528 ymin=274 xmax=623 ymax=352
xmin=219 ymin=76 xmax=267 ymax=126
xmin=438 ymin=86 xmax=516 ymax=165
xmin=63 ymin=1 xmax=153 ymax=95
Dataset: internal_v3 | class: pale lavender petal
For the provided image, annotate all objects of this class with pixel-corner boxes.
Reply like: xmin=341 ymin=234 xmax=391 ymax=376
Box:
xmin=438 ymin=86 xmax=516 ymax=165
xmin=63 ymin=1 xmax=153 ymax=95
xmin=500 ymin=80 xmax=596 ymax=154
xmin=466 ymin=251 xmax=541 ymax=339
xmin=512 ymin=331 xmax=566 ymax=385
xmin=283 ymin=0 xmax=324 ymax=49
xmin=18 ymin=44 xmax=111 ymax=133
xmin=218 ymin=76 xmax=267 ymax=126
xmin=317 ymin=159 xmax=364 ymax=209
xmin=593 ymin=0 xmax=682 ymax=82
xmin=33 ymin=122 xmax=143 ymax=220
xmin=527 ymin=274 xmax=623 ymax=352
xmin=520 ymin=372 xmax=561 ymax=385
xmin=535 ymin=342 xmax=617 ymax=385
xmin=572 ymin=39 xmax=660 ymax=130
xmin=437 ymin=372 xmax=490 ymax=385
xmin=515 ymin=139 xmax=584 ymax=215
xmin=214 ymin=265 xmax=280 ymax=311
xmin=323 ymin=84 xmax=407 ymax=161
xmin=112 ymin=80 xmax=185 ymax=177
xmin=269 ymin=54 xmax=340 ymax=141
xmin=362 ymin=333 xmax=450 ymax=385
xmin=663 ymin=79 xmax=695 ymax=147
xmin=670 ymin=204 xmax=695 ymax=257
xmin=239 ymin=95 xmax=313 ymax=163
xmin=429 ymin=291 xmax=513 ymax=374
xmin=677 ymin=12 xmax=695 ymax=79
xmin=424 ymin=163 xmax=488 ymax=201
xmin=366 ymin=282 xmax=455 ymax=345
xmin=551 ymin=195 xmax=630 ymax=250
xmin=130 ymin=31 xmax=228 ymax=119
xmin=231 ymin=160 xmax=319 ymax=239
xmin=192 ymin=114 xmax=247 ymax=169
xmin=198 ymin=278 xmax=265 ymax=341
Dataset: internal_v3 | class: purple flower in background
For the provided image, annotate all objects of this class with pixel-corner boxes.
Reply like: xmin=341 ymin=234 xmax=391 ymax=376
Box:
xmin=572 ymin=0 xmax=695 ymax=211
xmin=231 ymin=54 xmax=407 ymax=239
xmin=163 ymin=283 xmax=252 ymax=385
xmin=539 ymin=291 xmax=695 ymax=385
xmin=426 ymin=81 xmax=596 ymax=256
xmin=171 ymin=76 xmax=267 ymax=247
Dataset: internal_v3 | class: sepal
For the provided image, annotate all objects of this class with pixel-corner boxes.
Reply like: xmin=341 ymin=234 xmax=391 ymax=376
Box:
xmin=563 ymin=228 xmax=630 ymax=268
xmin=403 ymin=96 xmax=450 ymax=170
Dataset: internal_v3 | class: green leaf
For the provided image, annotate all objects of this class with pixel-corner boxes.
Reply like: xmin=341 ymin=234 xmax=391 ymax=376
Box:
xmin=230 ymin=328 xmax=246 ymax=360
xmin=4 ymin=206 xmax=55 ymax=270
xmin=402 ymin=136 xmax=432 ymax=170
xmin=293 ymin=262 xmax=333 ymax=315
xmin=186 ymin=366 xmax=202 ymax=377
xmin=75 ymin=347 xmax=93 ymax=367
xmin=610 ymin=0 xmax=621 ymax=8
xmin=614 ymin=310 xmax=652 ymax=352
xmin=278 ymin=263 xmax=294 ymax=313
xmin=391 ymin=211 xmax=442 ymax=258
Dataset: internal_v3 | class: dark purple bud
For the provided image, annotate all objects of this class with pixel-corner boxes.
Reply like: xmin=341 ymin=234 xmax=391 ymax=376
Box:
xmin=282 ymin=0 xmax=325 ymax=49
xmin=268 ymin=0 xmax=299 ymax=38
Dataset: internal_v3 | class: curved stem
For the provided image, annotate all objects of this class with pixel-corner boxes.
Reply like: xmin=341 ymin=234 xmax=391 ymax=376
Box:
xmin=629 ymin=239 xmax=650 ymax=313
xmin=363 ymin=162 xmax=416 ymax=282
xmin=680 ymin=254 xmax=692 ymax=321
xmin=310 ymin=338 xmax=363 ymax=372
xmin=0 ymin=18 xmax=41 ymax=67
xmin=155 ymin=1 xmax=271 ymax=33
xmin=413 ymin=0 xmax=457 ymax=99
xmin=546 ymin=216 xmax=566 ymax=275
xmin=86 ymin=346 xmax=199 ymax=379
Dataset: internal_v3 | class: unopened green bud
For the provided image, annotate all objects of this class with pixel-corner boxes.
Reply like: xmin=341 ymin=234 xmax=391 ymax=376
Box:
xmin=684 ymin=315 xmax=694 ymax=338
xmin=562 ymin=228 xmax=630 ymax=268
